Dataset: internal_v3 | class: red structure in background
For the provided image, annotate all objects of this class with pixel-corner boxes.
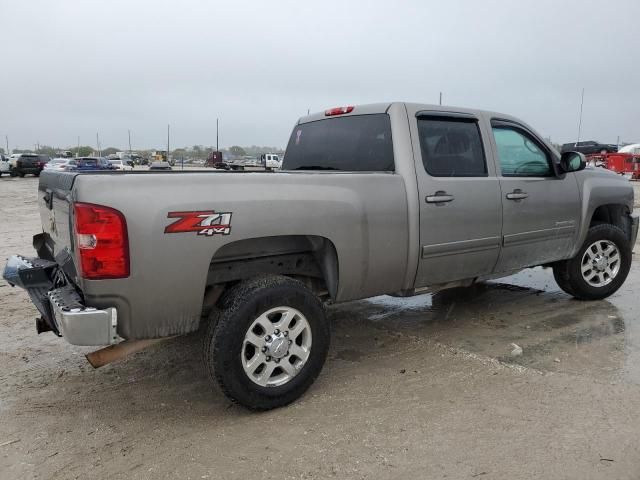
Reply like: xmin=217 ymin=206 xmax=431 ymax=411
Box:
xmin=206 ymin=151 xmax=223 ymax=167
xmin=586 ymin=153 xmax=640 ymax=180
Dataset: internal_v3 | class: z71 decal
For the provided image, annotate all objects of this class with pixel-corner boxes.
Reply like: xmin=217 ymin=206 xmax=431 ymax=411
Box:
xmin=164 ymin=210 xmax=232 ymax=236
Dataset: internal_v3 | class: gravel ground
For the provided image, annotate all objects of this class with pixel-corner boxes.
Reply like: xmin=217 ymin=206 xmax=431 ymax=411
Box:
xmin=1 ymin=176 xmax=640 ymax=480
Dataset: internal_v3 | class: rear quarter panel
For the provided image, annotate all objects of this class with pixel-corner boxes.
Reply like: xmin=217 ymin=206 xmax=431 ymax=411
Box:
xmin=73 ymin=171 xmax=409 ymax=338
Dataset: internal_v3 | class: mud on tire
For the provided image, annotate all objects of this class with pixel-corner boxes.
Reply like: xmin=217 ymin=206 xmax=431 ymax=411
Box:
xmin=553 ymin=223 xmax=632 ymax=300
xmin=203 ymin=275 xmax=330 ymax=411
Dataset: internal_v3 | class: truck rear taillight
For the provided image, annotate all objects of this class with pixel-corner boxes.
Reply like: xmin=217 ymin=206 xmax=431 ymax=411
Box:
xmin=324 ymin=106 xmax=354 ymax=116
xmin=74 ymin=203 xmax=129 ymax=279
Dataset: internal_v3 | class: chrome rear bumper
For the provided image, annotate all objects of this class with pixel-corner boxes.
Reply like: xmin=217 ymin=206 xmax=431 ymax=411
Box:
xmin=3 ymin=254 xmax=118 ymax=346
xmin=48 ymin=285 xmax=118 ymax=346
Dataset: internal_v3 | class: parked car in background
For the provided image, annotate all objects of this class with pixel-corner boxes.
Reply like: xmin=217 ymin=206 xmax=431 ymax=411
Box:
xmin=0 ymin=154 xmax=10 ymax=177
xmin=65 ymin=157 xmax=114 ymax=171
xmin=561 ymin=141 xmax=618 ymax=155
xmin=44 ymin=158 xmax=75 ymax=172
xmin=9 ymin=153 xmax=49 ymax=177
xmin=149 ymin=161 xmax=172 ymax=171
xmin=109 ymin=159 xmax=134 ymax=171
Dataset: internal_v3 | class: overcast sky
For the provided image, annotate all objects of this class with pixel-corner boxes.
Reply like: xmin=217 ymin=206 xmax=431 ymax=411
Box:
xmin=1 ymin=0 xmax=639 ymax=151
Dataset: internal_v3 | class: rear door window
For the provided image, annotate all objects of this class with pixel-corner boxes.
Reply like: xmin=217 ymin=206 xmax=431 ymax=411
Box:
xmin=417 ymin=117 xmax=487 ymax=177
xmin=283 ymin=114 xmax=394 ymax=171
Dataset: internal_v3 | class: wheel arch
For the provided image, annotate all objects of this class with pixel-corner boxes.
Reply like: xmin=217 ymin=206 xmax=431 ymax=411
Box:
xmin=200 ymin=235 xmax=339 ymax=318
xmin=588 ymin=203 xmax=633 ymax=239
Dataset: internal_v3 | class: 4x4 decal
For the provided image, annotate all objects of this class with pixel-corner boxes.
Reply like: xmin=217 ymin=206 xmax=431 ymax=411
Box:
xmin=165 ymin=210 xmax=232 ymax=236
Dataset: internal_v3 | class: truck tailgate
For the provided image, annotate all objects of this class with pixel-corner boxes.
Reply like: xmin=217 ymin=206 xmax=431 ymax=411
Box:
xmin=37 ymin=171 xmax=79 ymax=259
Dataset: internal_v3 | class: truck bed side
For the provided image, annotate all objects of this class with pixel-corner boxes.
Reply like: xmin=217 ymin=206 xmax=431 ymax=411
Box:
xmin=41 ymin=171 xmax=409 ymax=339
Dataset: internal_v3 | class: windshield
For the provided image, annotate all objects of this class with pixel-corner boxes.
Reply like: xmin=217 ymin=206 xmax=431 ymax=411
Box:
xmin=283 ymin=114 xmax=394 ymax=171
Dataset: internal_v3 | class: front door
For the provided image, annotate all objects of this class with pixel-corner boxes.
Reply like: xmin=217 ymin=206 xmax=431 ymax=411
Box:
xmin=410 ymin=111 xmax=502 ymax=287
xmin=490 ymin=120 xmax=581 ymax=273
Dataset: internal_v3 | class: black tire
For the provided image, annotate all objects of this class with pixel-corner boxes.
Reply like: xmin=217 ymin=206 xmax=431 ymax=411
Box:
xmin=203 ymin=275 xmax=330 ymax=410
xmin=553 ymin=223 xmax=632 ymax=300
xmin=18 ymin=171 xmax=25 ymax=178
xmin=9 ymin=169 xmax=17 ymax=177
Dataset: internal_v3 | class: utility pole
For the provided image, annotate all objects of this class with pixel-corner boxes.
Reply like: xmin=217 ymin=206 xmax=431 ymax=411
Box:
xmin=216 ymin=118 xmax=219 ymax=153
xmin=128 ymin=129 xmax=132 ymax=154
xmin=576 ymin=88 xmax=585 ymax=144
xmin=96 ymin=132 xmax=101 ymax=157
xmin=5 ymin=135 xmax=8 ymax=155
xmin=439 ymin=92 xmax=442 ymax=106
xmin=76 ymin=136 xmax=80 ymax=158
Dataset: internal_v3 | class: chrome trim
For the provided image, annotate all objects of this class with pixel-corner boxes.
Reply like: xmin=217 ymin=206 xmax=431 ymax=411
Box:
xmin=48 ymin=287 xmax=118 ymax=346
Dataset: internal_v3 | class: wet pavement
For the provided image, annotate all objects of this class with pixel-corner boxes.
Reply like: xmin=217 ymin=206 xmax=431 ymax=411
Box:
xmin=347 ymin=263 xmax=638 ymax=383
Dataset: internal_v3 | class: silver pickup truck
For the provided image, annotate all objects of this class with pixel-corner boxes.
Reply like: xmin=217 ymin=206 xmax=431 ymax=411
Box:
xmin=4 ymin=102 xmax=638 ymax=410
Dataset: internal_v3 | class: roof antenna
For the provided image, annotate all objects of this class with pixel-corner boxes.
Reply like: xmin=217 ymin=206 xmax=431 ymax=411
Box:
xmin=576 ymin=88 xmax=585 ymax=144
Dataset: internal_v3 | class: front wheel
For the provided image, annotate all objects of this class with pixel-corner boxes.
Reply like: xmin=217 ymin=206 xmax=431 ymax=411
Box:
xmin=203 ymin=275 xmax=330 ymax=410
xmin=553 ymin=223 xmax=632 ymax=300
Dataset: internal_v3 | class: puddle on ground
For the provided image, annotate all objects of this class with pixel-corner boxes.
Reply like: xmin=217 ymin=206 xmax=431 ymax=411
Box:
xmin=330 ymin=262 xmax=640 ymax=385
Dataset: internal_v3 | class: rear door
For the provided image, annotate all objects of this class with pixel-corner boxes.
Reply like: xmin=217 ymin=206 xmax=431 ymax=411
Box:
xmin=408 ymin=109 xmax=502 ymax=286
xmin=489 ymin=119 xmax=581 ymax=272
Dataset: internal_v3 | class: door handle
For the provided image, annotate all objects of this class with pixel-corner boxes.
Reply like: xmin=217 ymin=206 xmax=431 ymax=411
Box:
xmin=506 ymin=189 xmax=528 ymax=200
xmin=425 ymin=191 xmax=454 ymax=204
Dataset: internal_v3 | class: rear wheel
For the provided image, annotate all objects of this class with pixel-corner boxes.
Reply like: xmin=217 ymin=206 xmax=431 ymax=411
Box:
xmin=553 ymin=224 xmax=631 ymax=300
xmin=203 ymin=275 xmax=330 ymax=410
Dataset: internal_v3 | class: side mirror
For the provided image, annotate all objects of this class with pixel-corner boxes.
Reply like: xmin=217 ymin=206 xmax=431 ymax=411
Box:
xmin=559 ymin=151 xmax=586 ymax=173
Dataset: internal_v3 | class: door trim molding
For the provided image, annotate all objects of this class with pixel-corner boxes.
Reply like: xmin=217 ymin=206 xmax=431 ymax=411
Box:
xmin=502 ymin=225 xmax=575 ymax=247
xmin=422 ymin=236 xmax=501 ymax=259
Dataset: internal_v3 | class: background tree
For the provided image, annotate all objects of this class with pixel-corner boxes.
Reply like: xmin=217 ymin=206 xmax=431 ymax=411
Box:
xmin=229 ymin=145 xmax=246 ymax=158
xmin=70 ymin=146 xmax=94 ymax=157
xmin=36 ymin=145 xmax=57 ymax=157
xmin=102 ymin=147 xmax=119 ymax=156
